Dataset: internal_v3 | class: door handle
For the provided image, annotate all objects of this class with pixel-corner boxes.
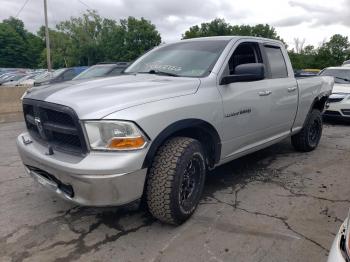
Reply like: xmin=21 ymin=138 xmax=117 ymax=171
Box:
xmin=258 ymin=90 xmax=272 ymax=96
xmin=287 ymin=86 xmax=297 ymax=92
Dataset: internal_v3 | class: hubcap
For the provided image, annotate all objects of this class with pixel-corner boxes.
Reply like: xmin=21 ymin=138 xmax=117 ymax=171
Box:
xmin=308 ymin=119 xmax=321 ymax=146
xmin=179 ymin=155 xmax=202 ymax=210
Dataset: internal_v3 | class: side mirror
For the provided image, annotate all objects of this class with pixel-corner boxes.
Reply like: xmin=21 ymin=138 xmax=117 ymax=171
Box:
xmin=220 ymin=63 xmax=265 ymax=85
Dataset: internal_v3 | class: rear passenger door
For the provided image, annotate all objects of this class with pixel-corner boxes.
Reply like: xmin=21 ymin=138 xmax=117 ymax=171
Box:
xmin=262 ymin=44 xmax=298 ymax=137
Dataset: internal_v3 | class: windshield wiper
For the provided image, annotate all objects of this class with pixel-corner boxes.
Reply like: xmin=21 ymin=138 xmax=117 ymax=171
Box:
xmin=334 ymin=76 xmax=350 ymax=82
xmin=138 ymin=70 xmax=179 ymax=77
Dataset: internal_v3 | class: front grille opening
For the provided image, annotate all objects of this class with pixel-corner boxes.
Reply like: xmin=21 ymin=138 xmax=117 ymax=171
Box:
xmin=341 ymin=109 xmax=350 ymax=116
xmin=328 ymin=97 xmax=344 ymax=103
xmin=51 ymin=131 xmax=82 ymax=148
xmin=26 ymin=165 xmax=75 ymax=198
xmin=22 ymin=99 xmax=87 ymax=155
xmin=324 ymin=110 xmax=342 ymax=116
xmin=45 ymin=108 xmax=75 ymax=126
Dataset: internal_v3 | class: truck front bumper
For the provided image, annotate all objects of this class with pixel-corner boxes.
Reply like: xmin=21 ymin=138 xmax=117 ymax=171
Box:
xmin=17 ymin=132 xmax=148 ymax=206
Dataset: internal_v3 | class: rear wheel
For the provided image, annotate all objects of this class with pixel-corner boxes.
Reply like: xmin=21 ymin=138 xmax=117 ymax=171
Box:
xmin=146 ymin=137 xmax=206 ymax=225
xmin=291 ymin=109 xmax=323 ymax=152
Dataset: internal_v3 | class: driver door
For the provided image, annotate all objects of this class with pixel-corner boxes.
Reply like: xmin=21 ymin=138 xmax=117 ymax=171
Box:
xmin=218 ymin=41 xmax=274 ymax=159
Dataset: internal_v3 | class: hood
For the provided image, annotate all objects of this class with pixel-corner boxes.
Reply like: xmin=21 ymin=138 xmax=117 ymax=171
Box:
xmin=332 ymin=83 xmax=350 ymax=94
xmin=24 ymin=74 xmax=200 ymax=119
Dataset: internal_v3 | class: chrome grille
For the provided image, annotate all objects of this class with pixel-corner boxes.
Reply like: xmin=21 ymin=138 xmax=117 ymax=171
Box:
xmin=23 ymin=99 xmax=87 ymax=155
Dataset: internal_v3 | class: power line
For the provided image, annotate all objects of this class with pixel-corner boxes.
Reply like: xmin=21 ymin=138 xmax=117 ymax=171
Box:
xmin=77 ymin=0 xmax=92 ymax=9
xmin=15 ymin=0 xmax=30 ymax=18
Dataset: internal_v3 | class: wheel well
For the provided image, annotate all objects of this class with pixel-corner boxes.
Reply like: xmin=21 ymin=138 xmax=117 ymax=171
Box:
xmin=142 ymin=119 xmax=221 ymax=169
xmin=313 ymin=95 xmax=328 ymax=112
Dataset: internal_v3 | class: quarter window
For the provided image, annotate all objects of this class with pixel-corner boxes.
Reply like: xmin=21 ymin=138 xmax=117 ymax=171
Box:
xmin=264 ymin=46 xmax=288 ymax=78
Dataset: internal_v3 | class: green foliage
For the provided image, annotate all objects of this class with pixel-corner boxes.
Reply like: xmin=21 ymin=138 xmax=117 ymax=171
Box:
xmin=0 ymin=17 xmax=44 ymax=68
xmin=289 ymin=35 xmax=350 ymax=69
xmin=0 ymin=12 xmax=161 ymax=69
xmin=39 ymin=11 xmax=161 ymax=68
xmin=1 ymin=14 xmax=349 ymax=71
xmin=183 ymin=19 xmax=284 ymax=42
xmin=183 ymin=18 xmax=350 ymax=70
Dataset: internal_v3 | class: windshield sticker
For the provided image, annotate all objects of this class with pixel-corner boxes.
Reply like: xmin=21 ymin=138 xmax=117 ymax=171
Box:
xmin=145 ymin=62 xmax=182 ymax=72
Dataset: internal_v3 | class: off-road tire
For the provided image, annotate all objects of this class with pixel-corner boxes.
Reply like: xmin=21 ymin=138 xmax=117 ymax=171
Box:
xmin=146 ymin=137 xmax=206 ymax=225
xmin=291 ymin=109 xmax=323 ymax=152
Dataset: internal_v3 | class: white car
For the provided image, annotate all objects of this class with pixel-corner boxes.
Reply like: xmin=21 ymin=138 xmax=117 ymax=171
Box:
xmin=2 ymin=74 xmax=35 ymax=87
xmin=328 ymin=212 xmax=350 ymax=262
xmin=18 ymin=71 xmax=49 ymax=87
xmin=320 ymin=67 xmax=350 ymax=120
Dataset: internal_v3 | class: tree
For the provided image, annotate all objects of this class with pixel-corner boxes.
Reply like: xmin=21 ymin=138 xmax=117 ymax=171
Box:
xmin=118 ymin=17 xmax=161 ymax=61
xmin=0 ymin=23 xmax=27 ymax=67
xmin=56 ymin=10 xmax=105 ymax=66
xmin=182 ymin=19 xmax=284 ymax=42
xmin=182 ymin=19 xmax=232 ymax=39
xmin=0 ymin=17 xmax=44 ymax=68
xmin=39 ymin=11 xmax=162 ymax=67
xmin=316 ymin=34 xmax=350 ymax=67
xmin=289 ymin=34 xmax=350 ymax=70
xmin=38 ymin=26 xmax=74 ymax=68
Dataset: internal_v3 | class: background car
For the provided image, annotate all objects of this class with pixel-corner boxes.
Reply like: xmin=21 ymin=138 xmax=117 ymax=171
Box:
xmin=3 ymin=72 xmax=42 ymax=87
xmin=34 ymin=66 xmax=88 ymax=86
xmin=0 ymin=73 xmax=27 ymax=85
xmin=320 ymin=66 xmax=350 ymax=120
xmin=327 ymin=211 xmax=350 ymax=262
xmin=295 ymin=69 xmax=321 ymax=77
xmin=18 ymin=71 xmax=49 ymax=86
xmin=72 ymin=62 xmax=129 ymax=80
xmin=343 ymin=60 xmax=350 ymax=66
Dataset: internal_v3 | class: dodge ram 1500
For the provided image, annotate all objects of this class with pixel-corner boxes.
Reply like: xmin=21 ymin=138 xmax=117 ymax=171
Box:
xmin=17 ymin=36 xmax=333 ymax=225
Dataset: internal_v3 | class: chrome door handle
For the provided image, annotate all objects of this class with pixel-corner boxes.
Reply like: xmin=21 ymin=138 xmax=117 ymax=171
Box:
xmin=287 ymin=86 xmax=297 ymax=92
xmin=258 ymin=90 xmax=272 ymax=96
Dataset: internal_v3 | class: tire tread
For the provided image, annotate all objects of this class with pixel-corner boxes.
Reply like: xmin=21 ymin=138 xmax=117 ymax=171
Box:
xmin=146 ymin=137 xmax=202 ymax=224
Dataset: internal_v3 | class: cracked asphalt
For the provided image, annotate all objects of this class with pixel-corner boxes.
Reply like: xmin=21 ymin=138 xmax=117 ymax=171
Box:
xmin=1 ymin=121 xmax=350 ymax=262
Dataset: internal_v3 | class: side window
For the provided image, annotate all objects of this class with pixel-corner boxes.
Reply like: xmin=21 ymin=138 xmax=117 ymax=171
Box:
xmin=264 ymin=46 xmax=288 ymax=78
xmin=62 ymin=69 xmax=76 ymax=80
xmin=227 ymin=42 xmax=262 ymax=75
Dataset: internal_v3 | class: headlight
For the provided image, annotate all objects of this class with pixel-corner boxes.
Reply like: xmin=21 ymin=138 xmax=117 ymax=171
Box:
xmin=84 ymin=121 xmax=148 ymax=151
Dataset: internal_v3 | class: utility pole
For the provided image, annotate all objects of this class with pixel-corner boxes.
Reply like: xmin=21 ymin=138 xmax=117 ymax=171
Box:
xmin=43 ymin=0 xmax=52 ymax=71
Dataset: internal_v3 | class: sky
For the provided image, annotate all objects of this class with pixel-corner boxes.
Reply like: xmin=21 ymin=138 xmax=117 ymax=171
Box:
xmin=1 ymin=0 xmax=350 ymax=49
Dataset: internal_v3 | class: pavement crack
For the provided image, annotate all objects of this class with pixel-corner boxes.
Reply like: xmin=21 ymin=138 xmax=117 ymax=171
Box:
xmin=205 ymin=195 xmax=330 ymax=254
xmin=236 ymin=207 xmax=330 ymax=253
xmin=54 ymin=215 xmax=155 ymax=262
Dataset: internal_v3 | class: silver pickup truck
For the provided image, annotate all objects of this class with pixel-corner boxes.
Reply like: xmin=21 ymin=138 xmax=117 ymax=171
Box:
xmin=17 ymin=36 xmax=333 ymax=225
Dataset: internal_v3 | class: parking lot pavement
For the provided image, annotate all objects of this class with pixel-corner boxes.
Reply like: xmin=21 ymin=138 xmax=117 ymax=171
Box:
xmin=0 ymin=121 xmax=349 ymax=262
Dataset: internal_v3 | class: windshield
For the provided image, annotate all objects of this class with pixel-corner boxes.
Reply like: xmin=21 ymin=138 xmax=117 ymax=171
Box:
xmin=73 ymin=65 xmax=115 ymax=80
xmin=34 ymin=72 xmax=50 ymax=80
xmin=320 ymin=69 xmax=350 ymax=84
xmin=51 ymin=68 xmax=66 ymax=78
xmin=36 ymin=69 xmax=65 ymax=82
xmin=125 ymin=40 xmax=230 ymax=77
xmin=9 ymin=74 xmax=25 ymax=81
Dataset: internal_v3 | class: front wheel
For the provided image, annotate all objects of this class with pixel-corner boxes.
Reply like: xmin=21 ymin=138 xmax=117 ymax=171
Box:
xmin=291 ymin=109 xmax=323 ymax=152
xmin=146 ymin=137 xmax=206 ymax=225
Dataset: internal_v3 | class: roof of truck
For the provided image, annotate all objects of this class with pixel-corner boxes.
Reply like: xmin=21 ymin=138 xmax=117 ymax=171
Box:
xmin=179 ymin=36 xmax=284 ymax=45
